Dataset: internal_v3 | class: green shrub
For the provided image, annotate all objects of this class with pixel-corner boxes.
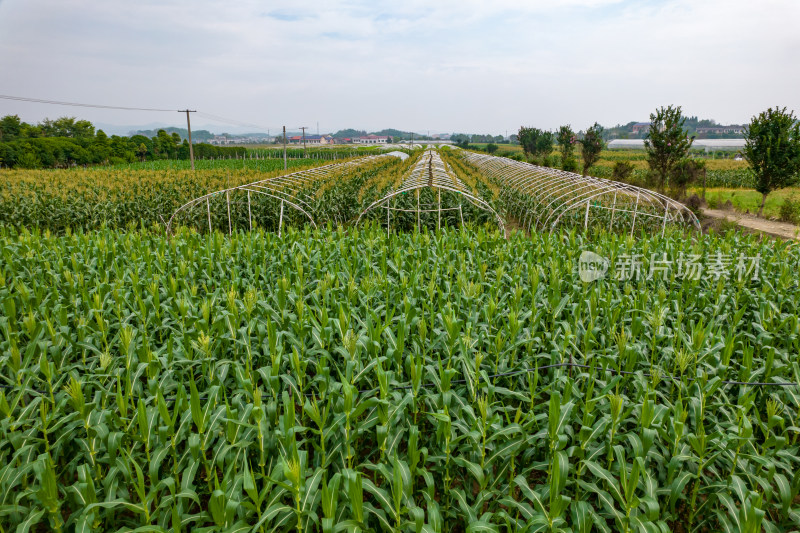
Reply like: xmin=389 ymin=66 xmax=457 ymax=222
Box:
xmin=778 ymin=196 xmax=800 ymax=224
xmin=714 ymin=217 xmax=740 ymax=234
xmin=612 ymin=161 xmax=634 ymax=182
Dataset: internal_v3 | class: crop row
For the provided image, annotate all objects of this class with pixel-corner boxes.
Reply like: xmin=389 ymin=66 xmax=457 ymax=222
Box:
xmin=0 ymin=224 xmax=798 ymax=531
xmin=0 ymin=158 xmax=364 ymax=233
xmin=106 ymin=148 xmax=396 ymax=172
xmin=0 ymin=150 xmax=512 ymax=235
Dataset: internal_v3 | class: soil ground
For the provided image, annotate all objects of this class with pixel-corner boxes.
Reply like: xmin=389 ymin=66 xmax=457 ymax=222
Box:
xmin=702 ymin=208 xmax=800 ymax=240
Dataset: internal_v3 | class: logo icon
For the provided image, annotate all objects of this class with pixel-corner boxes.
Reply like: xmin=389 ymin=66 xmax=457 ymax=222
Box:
xmin=579 ymin=251 xmax=609 ymax=282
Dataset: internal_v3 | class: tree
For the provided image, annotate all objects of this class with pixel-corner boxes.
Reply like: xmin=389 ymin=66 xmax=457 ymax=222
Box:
xmin=137 ymin=144 xmax=148 ymax=162
xmin=110 ymin=135 xmax=136 ymax=163
xmin=154 ymin=129 xmax=178 ymax=159
xmin=743 ymin=106 xmax=800 ymax=216
xmin=486 ymin=143 xmax=498 ymax=154
xmin=17 ymin=144 xmax=42 ymax=169
xmin=669 ymin=159 xmax=705 ymax=198
xmin=517 ymin=127 xmax=535 ymax=158
xmin=580 ymin=122 xmax=605 ymax=176
xmin=556 ymin=125 xmax=577 ymax=172
xmin=517 ymin=127 xmax=553 ymax=165
xmin=612 ymin=161 xmax=634 ymax=182
xmin=90 ymin=129 xmax=111 ymax=164
xmin=644 ymin=106 xmax=693 ymax=192
xmin=0 ymin=115 xmax=22 ymax=141
xmin=39 ymin=116 xmax=94 ymax=138
xmin=71 ymin=119 xmax=95 ymax=138
xmin=177 ymin=139 xmax=191 ymax=160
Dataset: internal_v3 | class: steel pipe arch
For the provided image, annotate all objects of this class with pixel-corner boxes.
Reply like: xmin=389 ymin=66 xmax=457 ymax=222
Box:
xmin=166 ymin=154 xmax=396 ymax=235
xmin=458 ymin=151 xmax=700 ymax=235
xmin=356 ymin=149 xmax=506 ymax=233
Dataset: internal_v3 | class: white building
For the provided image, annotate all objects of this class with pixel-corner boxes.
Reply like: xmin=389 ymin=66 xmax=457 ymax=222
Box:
xmin=355 ymin=135 xmax=389 ymax=144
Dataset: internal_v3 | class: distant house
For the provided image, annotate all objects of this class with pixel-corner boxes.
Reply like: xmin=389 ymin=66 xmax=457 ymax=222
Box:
xmin=333 ymin=138 xmax=352 ymax=144
xmin=305 ymin=135 xmax=333 ymax=145
xmin=210 ymin=135 xmax=234 ymax=145
xmin=696 ymin=126 xmax=744 ymax=135
xmin=630 ymin=122 xmax=650 ymax=134
xmin=289 ymin=135 xmax=333 ymax=145
xmin=355 ymin=135 xmax=389 ymax=145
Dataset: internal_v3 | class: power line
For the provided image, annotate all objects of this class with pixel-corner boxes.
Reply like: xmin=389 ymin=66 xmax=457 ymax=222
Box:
xmin=0 ymin=94 xmax=281 ymax=133
xmin=195 ymin=111 xmax=267 ymax=130
xmin=0 ymin=94 xmax=175 ymax=112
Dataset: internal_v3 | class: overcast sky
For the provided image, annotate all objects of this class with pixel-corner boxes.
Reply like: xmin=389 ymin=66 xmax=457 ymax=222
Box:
xmin=1 ymin=0 xmax=798 ymax=135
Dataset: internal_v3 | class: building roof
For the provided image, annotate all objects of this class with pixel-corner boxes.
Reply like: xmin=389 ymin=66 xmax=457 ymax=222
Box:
xmin=696 ymin=125 xmax=743 ymax=131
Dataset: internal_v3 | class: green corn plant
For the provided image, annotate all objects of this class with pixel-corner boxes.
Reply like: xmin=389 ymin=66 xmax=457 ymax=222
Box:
xmin=33 ymin=453 xmax=63 ymax=532
xmin=1 ymin=204 xmax=799 ymax=530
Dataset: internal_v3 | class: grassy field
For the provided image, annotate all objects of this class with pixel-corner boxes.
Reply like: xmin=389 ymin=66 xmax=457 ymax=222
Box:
xmin=692 ymin=187 xmax=800 ymax=219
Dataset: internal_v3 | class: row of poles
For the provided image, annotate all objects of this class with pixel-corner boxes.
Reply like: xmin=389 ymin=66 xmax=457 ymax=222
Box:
xmin=181 ymin=111 xmax=291 ymax=173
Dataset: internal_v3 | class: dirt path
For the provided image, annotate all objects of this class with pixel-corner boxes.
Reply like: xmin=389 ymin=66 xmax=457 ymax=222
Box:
xmin=703 ymin=208 xmax=800 ymax=240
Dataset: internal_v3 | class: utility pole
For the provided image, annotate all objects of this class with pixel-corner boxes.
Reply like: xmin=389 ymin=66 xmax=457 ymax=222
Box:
xmin=316 ymin=122 xmax=319 ymax=135
xmin=300 ymin=126 xmax=308 ymax=154
xmin=178 ymin=109 xmax=196 ymax=170
xmin=282 ymin=126 xmax=287 ymax=170
xmin=411 ymin=132 xmax=414 ymax=148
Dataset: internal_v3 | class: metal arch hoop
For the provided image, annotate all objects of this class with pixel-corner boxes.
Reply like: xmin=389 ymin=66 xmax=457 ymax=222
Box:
xmin=456 ymin=150 xmax=700 ymax=234
xmin=355 ymin=149 xmax=506 ymax=234
xmin=166 ymin=154 xmax=396 ymax=235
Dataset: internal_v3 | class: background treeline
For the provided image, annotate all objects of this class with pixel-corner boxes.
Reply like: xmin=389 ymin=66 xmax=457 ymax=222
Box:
xmin=0 ymin=115 xmax=247 ymax=169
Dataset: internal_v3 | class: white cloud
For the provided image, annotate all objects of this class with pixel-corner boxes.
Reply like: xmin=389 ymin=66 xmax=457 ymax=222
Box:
xmin=0 ymin=0 xmax=798 ymax=133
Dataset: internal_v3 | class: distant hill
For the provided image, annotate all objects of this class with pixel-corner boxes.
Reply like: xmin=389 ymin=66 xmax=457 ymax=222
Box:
xmin=331 ymin=128 xmax=431 ymax=140
xmin=372 ymin=129 xmax=413 ymax=139
xmin=331 ymin=129 xmax=367 ymax=139
xmin=604 ymin=117 xmax=745 ymax=140
xmin=130 ymin=127 xmax=274 ymax=142
xmin=130 ymin=127 xmax=215 ymax=141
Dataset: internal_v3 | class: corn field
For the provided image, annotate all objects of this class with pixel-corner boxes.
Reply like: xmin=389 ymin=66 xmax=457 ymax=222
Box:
xmin=0 ymin=159 xmax=328 ymax=233
xmin=1 ymin=223 xmax=799 ymax=532
xmin=704 ymin=169 xmax=756 ymax=189
xmin=107 ymin=148 xmax=395 ymax=172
